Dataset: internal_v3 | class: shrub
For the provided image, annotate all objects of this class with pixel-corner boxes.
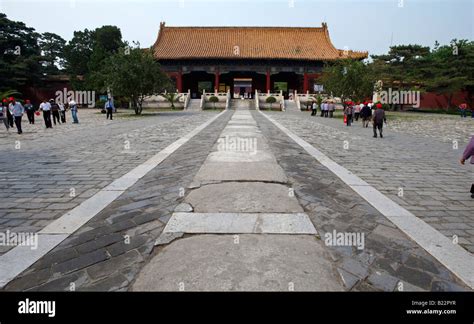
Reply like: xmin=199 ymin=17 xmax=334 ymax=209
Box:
xmin=208 ymin=96 xmax=219 ymax=109
xmin=266 ymin=96 xmax=276 ymax=110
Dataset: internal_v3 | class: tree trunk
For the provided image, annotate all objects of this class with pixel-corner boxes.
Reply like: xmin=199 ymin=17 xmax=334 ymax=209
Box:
xmin=132 ymin=98 xmax=140 ymax=115
xmin=447 ymin=93 xmax=454 ymax=112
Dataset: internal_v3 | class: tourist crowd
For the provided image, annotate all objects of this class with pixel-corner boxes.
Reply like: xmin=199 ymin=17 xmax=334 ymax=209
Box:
xmin=0 ymin=97 xmax=116 ymax=134
xmin=0 ymin=97 xmax=80 ymax=134
xmin=311 ymin=100 xmax=387 ymax=138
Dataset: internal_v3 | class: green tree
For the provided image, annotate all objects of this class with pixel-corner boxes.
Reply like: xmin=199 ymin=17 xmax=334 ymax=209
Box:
xmin=39 ymin=32 xmax=66 ymax=75
xmin=63 ymin=29 xmax=94 ymax=75
xmin=371 ymin=45 xmax=430 ymax=86
xmin=162 ymin=92 xmax=181 ymax=109
xmin=320 ymin=59 xmax=375 ymax=104
xmin=87 ymin=26 xmax=124 ymax=75
xmin=93 ymin=47 xmax=171 ymax=115
xmin=0 ymin=90 xmax=21 ymax=101
xmin=64 ymin=26 xmax=124 ymax=90
xmin=315 ymin=95 xmax=323 ymax=110
xmin=421 ymin=40 xmax=474 ymax=109
xmin=0 ymin=13 xmax=42 ymax=92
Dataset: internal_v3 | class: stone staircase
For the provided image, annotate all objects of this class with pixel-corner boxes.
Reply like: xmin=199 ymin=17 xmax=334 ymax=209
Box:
xmin=230 ymin=99 xmax=255 ymax=110
xmin=186 ymin=99 xmax=202 ymax=111
xmin=284 ymin=100 xmax=300 ymax=112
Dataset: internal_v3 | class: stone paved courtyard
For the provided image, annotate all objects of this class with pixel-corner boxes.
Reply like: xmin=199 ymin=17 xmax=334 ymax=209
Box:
xmin=0 ymin=107 xmax=472 ymax=291
xmin=0 ymin=109 xmax=219 ymax=253
xmin=266 ymin=111 xmax=474 ymax=253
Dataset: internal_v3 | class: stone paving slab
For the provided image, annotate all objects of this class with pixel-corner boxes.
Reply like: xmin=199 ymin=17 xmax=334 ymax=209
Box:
xmin=194 ymin=162 xmax=288 ymax=183
xmin=162 ymin=212 xmax=316 ymax=234
xmin=185 ymin=182 xmax=304 ymax=213
xmin=207 ymin=150 xmax=275 ymax=163
xmin=132 ymin=234 xmax=343 ymax=291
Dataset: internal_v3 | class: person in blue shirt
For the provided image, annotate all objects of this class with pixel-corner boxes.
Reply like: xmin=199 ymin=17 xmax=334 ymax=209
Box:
xmin=105 ymin=98 xmax=114 ymax=120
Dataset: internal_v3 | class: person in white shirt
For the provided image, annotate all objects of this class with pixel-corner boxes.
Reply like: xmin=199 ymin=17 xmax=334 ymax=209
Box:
xmin=354 ymin=102 xmax=362 ymax=122
xmin=9 ymin=98 xmax=24 ymax=134
xmin=39 ymin=99 xmax=53 ymax=128
xmin=59 ymin=102 xmax=66 ymax=123
xmin=323 ymin=101 xmax=329 ymax=117
xmin=1 ymin=99 xmax=10 ymax=131
xmin=328 ymin=101 xmax=335 ymax=118
xmin=311 ymin=101 xmax=317 ymax=116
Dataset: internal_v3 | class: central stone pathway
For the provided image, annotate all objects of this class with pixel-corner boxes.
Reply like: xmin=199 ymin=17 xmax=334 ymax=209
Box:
xmin=132 ymin=109 xmax=343 ymax=291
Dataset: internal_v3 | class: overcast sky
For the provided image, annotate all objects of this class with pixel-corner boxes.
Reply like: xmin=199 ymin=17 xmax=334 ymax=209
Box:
xmin=1 ymin=0 xmax=473 ymax=55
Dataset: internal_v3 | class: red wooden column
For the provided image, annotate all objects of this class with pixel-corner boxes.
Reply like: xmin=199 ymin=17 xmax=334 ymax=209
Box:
xmin=266 ymin=70 xmax=271 ymax=92
xmin=303 ymin=73 xmax=309 ymax=93
xmin=176 ymin=72 xmax=183 ymax=92
xmin=214 ymin=69 xmax=220 ymax=92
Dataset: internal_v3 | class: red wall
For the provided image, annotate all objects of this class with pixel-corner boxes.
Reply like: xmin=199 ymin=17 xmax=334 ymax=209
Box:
xmin=420 ymin=90 xmax=471 ymax=110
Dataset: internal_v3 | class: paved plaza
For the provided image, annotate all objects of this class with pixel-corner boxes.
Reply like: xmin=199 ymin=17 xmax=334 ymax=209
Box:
xmin=0 ymin=108 xmax=472 ymax=291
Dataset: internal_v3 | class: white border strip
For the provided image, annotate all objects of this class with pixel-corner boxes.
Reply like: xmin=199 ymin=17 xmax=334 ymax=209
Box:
xmin=259 ymin=111 xmax=474 ymax=289
xmin=0 ymin=110 xmax=226 ymax=289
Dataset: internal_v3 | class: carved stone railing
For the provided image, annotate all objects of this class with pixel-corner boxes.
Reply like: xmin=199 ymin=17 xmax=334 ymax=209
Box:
xmin=255 ymin=89 xmax=259 ymax=110
xmin=257 ymin=90 xmax=284 ymax=110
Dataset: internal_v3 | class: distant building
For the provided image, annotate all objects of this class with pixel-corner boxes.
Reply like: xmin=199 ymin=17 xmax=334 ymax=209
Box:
xmin=151 ymin=22 xmax=367 ymax=99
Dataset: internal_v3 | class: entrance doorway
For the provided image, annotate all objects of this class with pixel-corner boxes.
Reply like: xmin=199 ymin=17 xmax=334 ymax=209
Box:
xmin=233 ymin=78 xmax=252 ymax=99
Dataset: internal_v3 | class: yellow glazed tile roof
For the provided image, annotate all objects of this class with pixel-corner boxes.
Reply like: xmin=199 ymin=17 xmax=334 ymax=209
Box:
xmin=152 ymin=23 xmax=367 ymax=61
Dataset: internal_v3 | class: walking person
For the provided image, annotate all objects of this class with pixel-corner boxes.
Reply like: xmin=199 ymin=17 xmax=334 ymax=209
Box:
xmin=460 ymin=134 xmax=474 ymax=198
xmin=39 ymin=99 xmax=53 ymax=128
xmin=354 ymin=102 xmax=363 ymax=121
xmin=105 ymin=98 xmax=114 ymax=120
xmin=344 ymin=102 xmax=353 ymax=126
xmin=328 ymin=101 xmax=335 ymax=118
xmin=372 ymin=103 xmax=387 ymax=138
xmin=50 ymin=99 xmax=61 ymax=125
xmin=360 ymin=102 xmax=372 ymax=128
xmin=6 ymin=97 xmax=14 ymax=128
xmin=9 ymin=98 xmax=24 ymax=134
xmin=311 ymin=101 xmax=317 ymax=116
xmin=69 ymin=99 xmax=79 ymax=124
xmin=1 ymin=100 xmax=10 ymax=132
xmin=59 ymin=102 xmax=66 ymax=123
xmin=320 ymin=101 xmax=325 ymax=117
xmin=459 ymin=103 xmax=467 ymax=118
xmin=24 ymin=99 xmax=35 ymax=124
